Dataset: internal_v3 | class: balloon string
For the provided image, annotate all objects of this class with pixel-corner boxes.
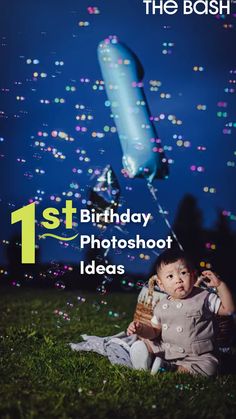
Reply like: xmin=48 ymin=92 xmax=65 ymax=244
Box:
xmin=147 ymin=182 xmax=184 ymax=251
xmin=104 ymin=246 xmax=110 ymax=258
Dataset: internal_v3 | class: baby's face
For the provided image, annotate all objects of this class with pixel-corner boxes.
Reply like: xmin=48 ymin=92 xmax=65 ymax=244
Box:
xmin=157 ymin=259 xmax=195 ymax=299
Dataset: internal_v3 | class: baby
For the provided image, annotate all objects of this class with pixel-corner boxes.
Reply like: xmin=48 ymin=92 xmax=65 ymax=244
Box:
xmin=127 ymin=249 xmax=235 ymax=376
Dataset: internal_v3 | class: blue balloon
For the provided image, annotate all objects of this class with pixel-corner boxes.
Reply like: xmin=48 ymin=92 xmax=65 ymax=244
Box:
xmin=98 ymin=37 xmax=168 ymax=183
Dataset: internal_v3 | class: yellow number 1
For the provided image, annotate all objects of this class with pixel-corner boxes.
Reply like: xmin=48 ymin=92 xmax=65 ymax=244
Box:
xmin=11 ymin=202 xmax=36 ymax=263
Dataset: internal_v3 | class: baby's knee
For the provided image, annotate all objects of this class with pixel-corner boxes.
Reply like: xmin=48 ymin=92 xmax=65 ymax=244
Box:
xmin=189 ymin=359 xmax=218 ymax=377
xmin=192 ymin=363 xmax=218 ymax=377
xmin=176 ymin=355 xmax=219 ymax=377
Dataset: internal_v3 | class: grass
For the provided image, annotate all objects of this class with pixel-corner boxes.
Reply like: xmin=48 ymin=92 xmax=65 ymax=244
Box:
xmin=0 ymin=288 xmax=236 ymax=419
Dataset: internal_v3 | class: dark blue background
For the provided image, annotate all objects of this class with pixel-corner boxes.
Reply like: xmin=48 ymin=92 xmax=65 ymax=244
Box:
xmin=0 ymin=0 xmax=236 ymax=275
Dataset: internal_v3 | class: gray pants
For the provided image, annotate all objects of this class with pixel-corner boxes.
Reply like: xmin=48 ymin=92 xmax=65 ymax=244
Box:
xmin=174 ymin=354 xmax=219 ymax=376
xmin=141 ymin=338 xmax=219 ymax=377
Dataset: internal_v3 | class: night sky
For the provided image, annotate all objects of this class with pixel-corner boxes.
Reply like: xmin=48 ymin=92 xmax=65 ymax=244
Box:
xmin=0 ymin=0 xmax=236 ymax=275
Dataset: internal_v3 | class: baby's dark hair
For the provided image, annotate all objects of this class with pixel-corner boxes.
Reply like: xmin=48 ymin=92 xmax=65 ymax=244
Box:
xmin=156 ymin=249 xmax=195 ymax=274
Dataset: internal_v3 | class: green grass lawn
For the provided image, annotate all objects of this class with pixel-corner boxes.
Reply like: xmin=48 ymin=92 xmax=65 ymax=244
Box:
xmin=0 ymin=289 xmax=236 ymax=419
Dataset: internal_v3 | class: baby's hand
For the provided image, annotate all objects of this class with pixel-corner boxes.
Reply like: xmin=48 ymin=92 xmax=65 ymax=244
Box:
xmin=197 ymin=270 xmax=222 ymax=288
xmin=126 ymin=321 xmax=142 ymax=336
